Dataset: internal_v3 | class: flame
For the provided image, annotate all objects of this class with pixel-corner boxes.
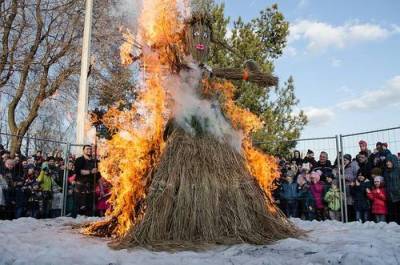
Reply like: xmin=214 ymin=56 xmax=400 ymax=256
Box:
xmin=203 ymin=80 xmax=279 ymax=211
xmin=85 ymin=0 xmax=183 ymax=237
xmin=86 ymin=0 xmax=280 ymax=237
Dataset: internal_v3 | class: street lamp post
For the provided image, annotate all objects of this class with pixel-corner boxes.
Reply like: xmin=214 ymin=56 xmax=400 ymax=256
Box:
xmin=76 ymin=0 xmax=94 ymax=145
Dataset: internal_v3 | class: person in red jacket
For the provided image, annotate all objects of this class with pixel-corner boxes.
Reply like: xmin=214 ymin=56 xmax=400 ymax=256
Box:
xmin=367 ymin=176 xmax=387 ymax=223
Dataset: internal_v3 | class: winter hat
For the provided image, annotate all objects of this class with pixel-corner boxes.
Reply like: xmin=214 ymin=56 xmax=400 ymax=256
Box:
xmin=41 ymin=162 xmax=49 ymax=170
xmin=310 ymin=171 xmax=321 ymax=182
xmin=343 ymin=154 xmax=352 ymax=161
xmin=326 ymin=172 xmax=335 ymax=180
xmin=358 ymin=140 xmax=367 ymax=145
xmin=314 ymin=169 xmax=322 ymax=176
xmin=376 ymin=142 xmax=383 ymax=146
xmin=307 ymin=149 xmax=314 ymax=155
xmin=332 ymin=179 xmax=339 ymax=186
xmin=371 ymin=167 xmax=382 ymax=177
xmin=374 ymin=176 xmax=384 ymax=183
xmin=382 ymin=143 xmax=388 ymax=148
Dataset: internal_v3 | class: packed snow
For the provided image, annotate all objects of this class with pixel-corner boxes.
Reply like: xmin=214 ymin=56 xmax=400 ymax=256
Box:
xmin=0 ymin=217 xmax=399 ymax=265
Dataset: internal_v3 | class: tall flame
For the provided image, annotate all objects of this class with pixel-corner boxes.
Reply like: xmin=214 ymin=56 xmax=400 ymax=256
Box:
xmin=203 ymin=81 xmax=279 ymax=211
xmin=85 ymin=0 xmax=185 ymax=237
xmin=86 ymin=0 xmax=280 ymax=237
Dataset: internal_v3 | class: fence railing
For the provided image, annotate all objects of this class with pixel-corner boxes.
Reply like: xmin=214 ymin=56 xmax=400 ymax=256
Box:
xmin=1 ymin=125 xmax=399 ymax=221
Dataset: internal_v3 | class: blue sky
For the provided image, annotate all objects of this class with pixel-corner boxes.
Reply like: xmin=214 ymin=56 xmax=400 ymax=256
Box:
xmin=215 ymin=0 xmax=400 ymax=139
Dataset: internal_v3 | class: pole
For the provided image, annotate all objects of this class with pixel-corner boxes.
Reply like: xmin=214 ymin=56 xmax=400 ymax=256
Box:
xmin=25 ymin=134 xmax=30 ymax=157
xmin=76 ymin=0 xmax=94 ymax=145
xmin=92 ymin=136 xmax=97 ymax=217
xmin=339 ymin=135 xmax=349 ymax=223
xmin=61 ymin=143 xmax=71 ymax=216
xmin=335 ymin=135 xmax=344 ymax=223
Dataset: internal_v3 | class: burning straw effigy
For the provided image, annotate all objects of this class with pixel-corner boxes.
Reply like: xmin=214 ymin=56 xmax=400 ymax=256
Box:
xmin=83 ymin=0 xmax=302 ymax=250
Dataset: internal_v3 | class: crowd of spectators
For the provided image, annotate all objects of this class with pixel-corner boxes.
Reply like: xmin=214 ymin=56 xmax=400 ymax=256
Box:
xmin=0 ymin=144 xmax=110 ymax=220
xmin=274 ymin=141 xmax=400 ymax=224
xmin=1 ymin=140 xmax=399 ymax=225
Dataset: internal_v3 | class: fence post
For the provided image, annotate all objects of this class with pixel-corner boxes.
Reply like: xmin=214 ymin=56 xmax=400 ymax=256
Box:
xmin=335 ymin=135 xmax=345 ymax=223
xmin=61 ymin=143 xmax=71 ymax=216
xmin=25 ymin=134 xmax=30 ymax=157
xmin=339 ymin=134 xmax=349 ymax=223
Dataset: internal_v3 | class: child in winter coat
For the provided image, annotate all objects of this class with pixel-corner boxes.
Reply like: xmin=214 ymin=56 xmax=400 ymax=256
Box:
xmin=280 ymin=176 xmax=299 ymax=218
xmin=95 ymin=177 xmax=111 ymax=217
xmin=324 ymin=180 xmax=342 ymax=221
xmin=297 ymin=174 xmax=315 ymax=220
xmin=310 ymin=171 xmax=325 ymax=221
xmin=350 ymin=172 xmax=371 ymax=222
xmin=367 ymin=176 xmax=387 ymax=223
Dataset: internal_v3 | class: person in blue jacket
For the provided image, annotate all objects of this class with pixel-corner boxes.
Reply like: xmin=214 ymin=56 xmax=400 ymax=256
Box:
xmin=280 ymin=175 xmax=299 ymax=218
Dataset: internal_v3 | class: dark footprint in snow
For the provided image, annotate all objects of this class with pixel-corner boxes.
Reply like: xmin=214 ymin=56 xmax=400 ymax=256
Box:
xmin=304 ymin=251 xmax=318 ymax=255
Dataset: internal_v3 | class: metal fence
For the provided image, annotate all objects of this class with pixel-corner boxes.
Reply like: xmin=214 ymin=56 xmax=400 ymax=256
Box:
xmin=1 ymin=126 xmax=399 ymax=221
xmin=340 ymin=126 xmax=400 ymax=157
xmin=0 ymin=132 xmax=67 ymax=158
xmin=256 ymin=126 xmax=400 ymax=223
xmin=338 ymin=126 xmax=400 ymax=222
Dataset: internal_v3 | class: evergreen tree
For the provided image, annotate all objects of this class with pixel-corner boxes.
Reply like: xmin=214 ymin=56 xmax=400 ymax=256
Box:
xmin=209 ymin=3 xmax=307 ymax=155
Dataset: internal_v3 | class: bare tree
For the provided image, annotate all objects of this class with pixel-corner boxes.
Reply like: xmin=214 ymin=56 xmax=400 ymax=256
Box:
xmin=89 ymin=0 xmax=137 ymax=108
xmin=0 ymin=0 xmax=84 ymax=155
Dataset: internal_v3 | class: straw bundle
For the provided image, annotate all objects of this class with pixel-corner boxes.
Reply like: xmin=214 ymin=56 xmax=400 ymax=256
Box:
xmin=212 ymin=68 xmax=278 ymax=87
xmin=112 ymin=128 xmax=300 ymax=250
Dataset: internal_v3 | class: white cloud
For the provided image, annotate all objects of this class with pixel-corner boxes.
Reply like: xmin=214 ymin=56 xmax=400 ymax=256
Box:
xmin=393 ymin=24 xmax=400 ymax=33
xmin=338 ymin=75 xmax=400 ymax=110
xmin=297 ymin=0 xmax=308 ymax=9
xmin=336 ymin=85 xmax=356 ymax=97
xmin=331 ymin=58 xmax=342 ymax=67
xmin=289 ymin=20 xmax=397 ymax=52
xmin=303 ymin=107 xmax=335 ymax=127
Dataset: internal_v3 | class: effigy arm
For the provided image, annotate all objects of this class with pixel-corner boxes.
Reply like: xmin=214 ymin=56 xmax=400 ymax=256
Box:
xmin=211 ymin=67 xmax=278 ymax=87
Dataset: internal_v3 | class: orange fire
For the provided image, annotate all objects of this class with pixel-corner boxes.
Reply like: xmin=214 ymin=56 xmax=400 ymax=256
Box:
xmin=84 ymin=0 xmax=184 ymax=237
xmin=203 ymin=81 xmax=279 ymax=211
xmin=87 ymin=0 xmax=279 ymax=237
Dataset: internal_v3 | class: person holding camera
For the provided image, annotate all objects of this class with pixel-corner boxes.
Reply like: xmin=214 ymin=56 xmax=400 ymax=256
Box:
xmin=37 ymin=162 xmax=53 ymax=218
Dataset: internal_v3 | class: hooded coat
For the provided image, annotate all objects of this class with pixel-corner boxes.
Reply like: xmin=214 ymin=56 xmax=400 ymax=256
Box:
xmin=298 ymin=183 xmax=316 ymax=214
xmin=310 ymin=174 xmax=325 ymax=209
xmin=280 ymin=181 xmax=299 ymax=202
xmin=367 ymin=188 xmax=388 ymax=215
xmin=324 ymin=187 xmax=342 ymax=211
xmin=344 ymin=160 xmax=360 ymax=205
xmin=350 ymin=179 xmax=371 ymax=211
xmin=383 ymin=155 xmax=400 ymax=202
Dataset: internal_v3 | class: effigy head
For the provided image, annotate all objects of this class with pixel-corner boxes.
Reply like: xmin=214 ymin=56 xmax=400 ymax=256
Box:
xmin=184 ymin=11 xmax=212 ymax=64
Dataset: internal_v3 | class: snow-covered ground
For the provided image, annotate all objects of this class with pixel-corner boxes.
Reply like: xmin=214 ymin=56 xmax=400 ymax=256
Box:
xmin=0 ymin=217 xmax=399 ymax=265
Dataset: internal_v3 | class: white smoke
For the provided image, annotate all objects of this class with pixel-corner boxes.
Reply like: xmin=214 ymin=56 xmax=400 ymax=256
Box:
xmin=110 ymin=0 xmax=142 ymax=29
xmin=164 ymin=61 xmax=243 ymax=152
xmin=112 ymin=0 xmax=191 ymax=28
